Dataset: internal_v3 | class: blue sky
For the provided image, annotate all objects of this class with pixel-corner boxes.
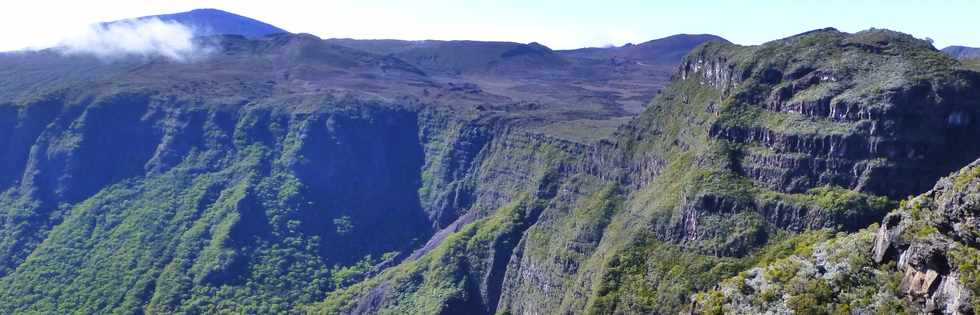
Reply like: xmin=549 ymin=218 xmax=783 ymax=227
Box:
xmin=1 ymin=0 xmax=978 ymax=51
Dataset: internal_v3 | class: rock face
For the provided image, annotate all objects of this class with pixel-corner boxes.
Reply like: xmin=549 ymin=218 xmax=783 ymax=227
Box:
xmin=870 ymin=161 xmax=980 ymax=314
xmin=684 ymin=28 xmax=980 ymax=197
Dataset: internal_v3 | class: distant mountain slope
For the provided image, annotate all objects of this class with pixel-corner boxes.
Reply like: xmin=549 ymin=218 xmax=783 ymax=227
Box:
xmin=111 ymin=8 xmax=288 ymax=38
xmin=559 ymin=34 xmax=729 ymax=63
xmin=325 ymin=39 xmax=568 ymax=75
xmin=325 ymin=35 xmax=726 ymax=115
xmin=322 ymin=38 xmax=431 ymax=55
xmin=326 ymin=34 xmax=727 ymax=75
xmin=942 ymin=45 xmax=980 ymax=59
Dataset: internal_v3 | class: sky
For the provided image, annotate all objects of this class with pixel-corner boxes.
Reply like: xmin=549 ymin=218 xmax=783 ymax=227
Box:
xmin=1 ymin=0 xmax=978 ymax=51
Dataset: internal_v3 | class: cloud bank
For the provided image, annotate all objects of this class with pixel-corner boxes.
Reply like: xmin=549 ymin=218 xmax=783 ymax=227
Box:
xmin=57 ymin=18 xmax=207 ymax=61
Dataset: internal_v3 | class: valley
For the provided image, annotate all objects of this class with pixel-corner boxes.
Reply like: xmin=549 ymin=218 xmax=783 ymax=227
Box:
xmin=0 ymin=8 xmax=980 ymax=315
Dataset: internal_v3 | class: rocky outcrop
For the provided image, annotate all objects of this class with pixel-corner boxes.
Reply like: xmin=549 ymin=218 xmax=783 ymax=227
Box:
xmin=696 ymin=159 xmax=980 ymax=314
xmin=868 ymin=160 xmax=980 ymax=314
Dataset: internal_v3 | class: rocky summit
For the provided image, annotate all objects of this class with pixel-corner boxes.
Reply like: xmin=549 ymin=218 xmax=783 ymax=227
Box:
xmin=1 ymin=8 xmax=980 ymax=315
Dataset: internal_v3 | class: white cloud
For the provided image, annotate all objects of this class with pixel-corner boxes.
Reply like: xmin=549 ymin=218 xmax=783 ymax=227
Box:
xmin=57 ymin=18 xmax=207 ymax=61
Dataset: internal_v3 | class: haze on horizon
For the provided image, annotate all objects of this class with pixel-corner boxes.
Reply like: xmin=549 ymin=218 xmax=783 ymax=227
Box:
xmin=1 ymin=0 xmax=977 ymax=52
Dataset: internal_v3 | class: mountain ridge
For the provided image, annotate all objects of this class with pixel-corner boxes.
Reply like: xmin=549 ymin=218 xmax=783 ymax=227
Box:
xmin=559 ymin=33 xmax=730 ymax=63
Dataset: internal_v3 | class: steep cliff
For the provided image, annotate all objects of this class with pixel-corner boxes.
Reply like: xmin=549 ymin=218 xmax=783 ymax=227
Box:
xmin=0 ymin=89 xmax=605 ymax=313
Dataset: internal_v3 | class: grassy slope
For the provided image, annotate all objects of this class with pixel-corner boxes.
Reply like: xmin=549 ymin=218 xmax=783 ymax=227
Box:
xmin=964 ymin=57 xmax=980 ymax=72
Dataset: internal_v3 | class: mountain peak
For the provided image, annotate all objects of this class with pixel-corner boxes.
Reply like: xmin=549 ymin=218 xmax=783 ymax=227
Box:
xmin=637 ymin=33 xmax=729 ymax=46
xmin=114 ymin=8 xmax=288 ymax=38
xmin=943 ymin=45 xmax=980 ymax=59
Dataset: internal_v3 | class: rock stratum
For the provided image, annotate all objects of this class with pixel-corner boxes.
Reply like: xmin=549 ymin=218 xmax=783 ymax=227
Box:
xmin=0 ymin=14 xmax=979 ymax=315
